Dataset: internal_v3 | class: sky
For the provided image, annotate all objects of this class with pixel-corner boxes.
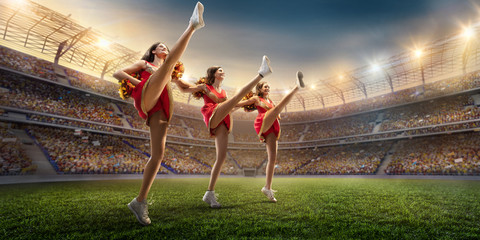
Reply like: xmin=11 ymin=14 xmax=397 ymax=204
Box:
xmin=35 ymin=0 xmax=480 ymax=89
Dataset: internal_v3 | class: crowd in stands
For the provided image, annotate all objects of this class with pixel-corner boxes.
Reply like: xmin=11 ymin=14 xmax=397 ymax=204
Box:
xmin=0 ymin=71 xmax=123 ymax=126
xmin=27 ymin=114 xmax=115 ymax=132
xmin=0 ymin=46 xmax=56 ymax=81
xmin=302 ymin=113 xmax=376 ymax=141
xmin=232 ymin=124 xmax=307 ymax=143
xmin=26 ymin=125 xmax=154 ymax=174
xmin=404 ymin=121 xmax=480 ymax=136
xmin=119 ymin=129 xmax=149 ymax=138
xmin=231 ymin=110 xmax=257 ymax=121
xmin=183 ymin=145 xmax=238 ymax=175
xmin=121 ymin=138 xmax=169 ymax=174
xmin=265 ymin=148 xmax=317 ymax=175
xmin=166 ymin=136 xmax=215 ymax=147
xmin=278 ymin=124 xmax=306 ymax=142
xmin=3 ymin=65 xmax=480 ymax=150
xmin=381 ymin=95 xmax=480 ymax=131
xmin=173 ymin=102 xmax=204 ymax=119
xmin=124 ymin=115 xmax=149 ymax=131
xmin=228 ymin=149 xmax=266 ymax=168
xmin=344 ymin=132 xmax=399 ymax=143
xmin=167 ymin=116 xmax=190 ymax=137
xmin=182 ymin=118 xmax=211 ymax=139
xmin=19 ymin=122 xmax=237 ymax=175
xmin=2 ymin=45 xmax=480 ymax=177
xmin=3 ymin=45 xmax=480 ymax=145
xmin=294 ymin=142 xmax=392 ymax=175
xmin=2 ymin=120 xmax=479 ymax=176
xmin=64 ymin=68 xmax=120 ymax=99
xmin=385 ymin=132 xmax=480 ymax=175
xmin=425 ymin=71 xmax=480 ymax=98
xmin=164 ymin=145 xmax=212 ymax=174
xmin=233 ymin=132 xmax=260 ymax=143
xmin=0 ymin=122 xmax=35 ymax=175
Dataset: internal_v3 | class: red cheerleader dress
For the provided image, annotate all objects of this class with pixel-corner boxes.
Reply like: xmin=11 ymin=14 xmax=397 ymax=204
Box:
xmin=131 ymin=61 xmax=173 ymax=126
xmin=201 ymin=84 xmax=232 ymax=136
xmin=254 ymin=97 xmax=280 ymax=142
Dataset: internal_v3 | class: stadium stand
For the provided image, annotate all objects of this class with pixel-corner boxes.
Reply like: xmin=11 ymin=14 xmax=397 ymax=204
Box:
xmin=2 ymin=3 xmax=480 ymax=177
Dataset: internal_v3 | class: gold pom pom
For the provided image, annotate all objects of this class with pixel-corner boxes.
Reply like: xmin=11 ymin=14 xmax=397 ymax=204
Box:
xmin=192 ymin=77 xmax=207 ymax=99
xmin=118 ymin=78 xmax=135 ymax=100
xmin=242 ymin=91 xmax=256 ymax=112
xmin=171 ymin=61 xmax=185 ymax=80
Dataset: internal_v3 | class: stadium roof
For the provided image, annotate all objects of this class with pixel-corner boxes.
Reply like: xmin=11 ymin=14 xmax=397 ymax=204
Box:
xmin=0 ymin=0 xmax=140 ymax=78
xmin=1 ymin=0 xmax=480 ymax=111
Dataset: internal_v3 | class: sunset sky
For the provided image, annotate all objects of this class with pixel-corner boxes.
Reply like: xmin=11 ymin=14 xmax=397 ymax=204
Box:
xmin=35 ymin=0 xmax=480 ymax=89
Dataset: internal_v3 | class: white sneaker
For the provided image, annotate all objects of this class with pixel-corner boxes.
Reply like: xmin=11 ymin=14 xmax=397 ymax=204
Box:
xmin=127 ymin=198 xmax=151 ymax=226
xmin=190 ymin=2 xmax=205 ymax=30
xmin=261 ymin=187 xmax=277 ymax=203
xmin=258 ymin=55 xmax=272 ymax=78
xmin=296 ymin=71 xmax=305 ymax=88
xmin=203 ymin=190 xmax=221 ymax=208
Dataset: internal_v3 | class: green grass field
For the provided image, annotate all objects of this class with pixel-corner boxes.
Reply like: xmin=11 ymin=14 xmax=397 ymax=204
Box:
xmin=1 ymin=177 xmax=479 ymax=239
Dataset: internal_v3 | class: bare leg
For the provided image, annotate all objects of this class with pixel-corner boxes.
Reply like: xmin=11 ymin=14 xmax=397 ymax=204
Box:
xmin=143 ymin=22 xmax=198 ymax=112
xmin=137 ymin=110 xmax=168 ymax=202
xmin=264 ymin=133 xmax=278 ymax=190
xmin=262 ymin=86 xmax=299 ymax=132
xmin=207 ymin=124 xmax=229 ymax=190
xmin=210 ymin=74 xmax=264 ymax=128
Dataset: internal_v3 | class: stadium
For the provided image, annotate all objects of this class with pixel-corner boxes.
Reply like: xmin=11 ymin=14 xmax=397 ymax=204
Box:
xmin=1 ymin=0 xmax=479 ymax=239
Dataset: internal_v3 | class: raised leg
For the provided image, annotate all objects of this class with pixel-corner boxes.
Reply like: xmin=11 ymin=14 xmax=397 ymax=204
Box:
xmin=143 ymin=3 xmax=204 ymax=112
xmin=210 ymin=56 xmax=272 ymax=128
xmin=262 ymin=86 xmax=299 ymax=132
xmin=209 ymin=74 xmax=263 ymax=128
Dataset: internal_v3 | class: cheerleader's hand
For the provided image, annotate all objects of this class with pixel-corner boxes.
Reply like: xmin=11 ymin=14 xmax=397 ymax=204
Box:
xmin=199 ymin=84 xmax=208 ymax=93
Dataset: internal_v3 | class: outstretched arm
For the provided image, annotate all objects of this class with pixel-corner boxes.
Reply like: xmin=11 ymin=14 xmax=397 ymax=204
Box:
xmin=236 ymin=96 xmax=258 ymax=107
xmin=171 ymin=78 xmax=198 ymax=92
xmin=113 ymin=60 xmax=145 ymax=85
xmin=172 ymin=79 xmax=205 ymax=93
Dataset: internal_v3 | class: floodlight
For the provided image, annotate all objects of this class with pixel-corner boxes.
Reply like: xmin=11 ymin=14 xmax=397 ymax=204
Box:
xmin=98 ymin=39 xmax=110 ymax=48
xmin=463 ymin=27 xmax=474 ymax=39
xmin=415 ymin=50 xmax=422 ymax=58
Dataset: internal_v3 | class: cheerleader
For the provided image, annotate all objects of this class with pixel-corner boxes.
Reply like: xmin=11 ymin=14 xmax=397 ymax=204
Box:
xmin=174 ymin=56 xmax=273 ymax=208
xmin=112 ymin=2 xmax=204 ymax=225
xmin=236 ymin=71 xmax=305 ymax=202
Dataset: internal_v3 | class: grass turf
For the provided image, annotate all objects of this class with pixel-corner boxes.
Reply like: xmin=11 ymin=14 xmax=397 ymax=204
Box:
xmin=1 ymin=177 xmax=479 ymax=239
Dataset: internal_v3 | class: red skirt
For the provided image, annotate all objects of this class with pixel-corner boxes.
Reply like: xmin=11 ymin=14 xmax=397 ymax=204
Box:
xmin=201 ymin=103 xmax=232 ymax=136
xmin=254 ymin=112 xmax=280 ymax=142
xmin=131 ymin=78 xmax=172 ymax=126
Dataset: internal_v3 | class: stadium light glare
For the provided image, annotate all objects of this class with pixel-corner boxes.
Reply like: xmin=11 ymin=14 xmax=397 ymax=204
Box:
xmin=7 ymin=0 xmax=27 ymax=8
xmin=98 ymin=38 xmax=111 ymax=48
xmin=310 ymin=85 xmax=316 ymax=90
xmin=463 ymin=27 xmax=474 ymax=39
xmin=415 ymin=50 xmax=423 ymax=58
xmin=371 ymin=64 xmax=380 ymax=72
xmin=10 ymin=0 xmax=26 ymax=4
xmin=181 ymin=72 xmax=191 ymax=80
